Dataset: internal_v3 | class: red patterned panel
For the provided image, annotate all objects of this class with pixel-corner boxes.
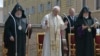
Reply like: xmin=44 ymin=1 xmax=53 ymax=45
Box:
xmin=71 ymin=35 xmax=75 ymax=44
xmin=95 ymin=35 xmax=100 ymax=44
xmin=38 ymin=35 xmax=44 ymax=44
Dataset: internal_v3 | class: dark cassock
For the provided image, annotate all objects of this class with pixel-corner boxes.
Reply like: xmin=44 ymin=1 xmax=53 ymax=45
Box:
xmin=63 ymin=14 xmax=77 ymax=56
xmin=75 ymin=7 xmax=96 ymax=56
xmin=3 ymin=3 xmax=32 ymax=56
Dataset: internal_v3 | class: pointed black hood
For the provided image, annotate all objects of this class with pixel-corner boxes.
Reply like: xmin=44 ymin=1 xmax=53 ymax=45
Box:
xmin=10 ymin=3 xmax=26 ymax=18
xmin=81 ymin=6 xmax=90 ymax=13
xmin=77 ymin=6 xmax=92 ymax=19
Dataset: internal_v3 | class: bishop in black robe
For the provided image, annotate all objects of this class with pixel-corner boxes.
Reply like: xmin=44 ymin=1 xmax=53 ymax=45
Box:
xmin=75 ymin=7 xmax=96 ymax=56
xmin=3 ymin=3 xmax=32 ymax=56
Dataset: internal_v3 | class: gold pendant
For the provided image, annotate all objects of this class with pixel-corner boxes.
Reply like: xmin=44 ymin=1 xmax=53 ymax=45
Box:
xmin=88 ymin=28 xmax=91 ymax=32
xmin=18 ymin=25 xmax=22 ymax=30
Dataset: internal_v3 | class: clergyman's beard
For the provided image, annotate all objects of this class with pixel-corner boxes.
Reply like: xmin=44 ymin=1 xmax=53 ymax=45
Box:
xmin=84 ymin=16 xmax=89 ymax=19
xmin=15 ymin=15 xmax=22 ymax=18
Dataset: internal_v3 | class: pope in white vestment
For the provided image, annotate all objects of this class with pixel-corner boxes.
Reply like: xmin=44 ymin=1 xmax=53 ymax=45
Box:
xmin=41 ymin=6 xmax=68 ymax=56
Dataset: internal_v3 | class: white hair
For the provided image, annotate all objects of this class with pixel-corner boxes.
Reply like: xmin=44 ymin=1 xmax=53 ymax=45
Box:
xmin=52 ymin=6 xmax=60 ymax=11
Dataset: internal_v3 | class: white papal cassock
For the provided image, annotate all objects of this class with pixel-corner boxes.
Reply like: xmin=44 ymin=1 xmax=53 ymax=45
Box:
xmin=41 ymin=13 xmax=67 ymax=56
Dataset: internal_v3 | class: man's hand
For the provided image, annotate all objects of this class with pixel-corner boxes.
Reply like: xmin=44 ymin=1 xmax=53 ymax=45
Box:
xmin=82 ymin=25 xmax=88 ymax=30
xmin=27 ymin=24 xmax=32 ymax=29
xmin=64 ymin=21 xmax=68 ymax=25
xmin=93 ymin=24 xmax=97 ymax=28
xmin=10 ymin=36 xmax=14 ymax=42
xmin=71 ymin=26 xmax=74 ymax=30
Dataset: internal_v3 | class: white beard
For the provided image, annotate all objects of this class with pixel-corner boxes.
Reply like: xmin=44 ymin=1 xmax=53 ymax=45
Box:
xmin=15 ymin=15 xmax=22 ymax=18
xmin=84 ymin=16 xmax=89 ymax=19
